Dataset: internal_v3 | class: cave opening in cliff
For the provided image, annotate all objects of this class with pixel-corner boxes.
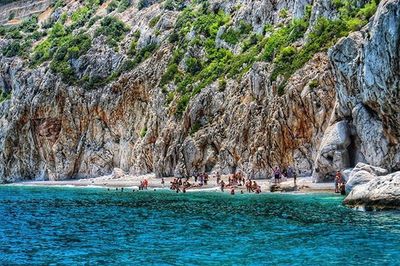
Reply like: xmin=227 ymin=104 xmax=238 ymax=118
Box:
xmin=348 ymin=134 xmax=358 ymax=168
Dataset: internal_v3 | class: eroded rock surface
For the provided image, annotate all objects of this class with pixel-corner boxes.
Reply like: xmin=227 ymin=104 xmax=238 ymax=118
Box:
xmin=344 ymin=171 xmax=400 ymax=210
xmin=0 ymin=0 xmax=399 ymax=184
xmin=314 ymin=0 xmax=400 ymax=181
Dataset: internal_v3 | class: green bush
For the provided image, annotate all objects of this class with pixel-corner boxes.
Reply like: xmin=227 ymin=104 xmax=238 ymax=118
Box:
xmin=117 ymin=0 xmax=131 ymax=12
xmin=160 ymin=63 xmax=179 ymax=85
xmin=0 ymin=92 xmax=11 ymax=103
xmin=128 ymin=40 xmax=137 ymax=56
xmin=218 ymin=78 xmax=226 ymax=91
xmin=176 ymin=94 xmax=190 ymax=116
xmin=135 ymin=42 xmax=158 ymax=63
xmin=20 ymin=16 xmax=38 ymax=33
xmin=50 ymin=22 xmax=67 ymax=38
xmin=164 ymin=0 xmax=175 ymax=10
xmin=5 ymin=28 xmax=22 ymax=39
xmin=2 ymin=41 xmax=22 ymax=57
xmin=309 ymin=79 xmax=319 ymax=89
xmin=96 ymin=16 xmax=130 ymax=47
xmin=279 ymin=8 xmax=289 ymax=18
xmin=31 ymin=39 xmax=52 ymax=65
xmin=186 ymin=57 xmax=201 ymax=74
xmin=221 ymin=28 xmax=241 ymax=45
xmin=357 ymin=0 xmax=378 ymax=20
xmin=149 ymin=15 xmax=161 ymax=28
xmin=140 ymin=127 xmax=147 ymax=138
xmin=71 ymin=6 xmax=90 ymax=23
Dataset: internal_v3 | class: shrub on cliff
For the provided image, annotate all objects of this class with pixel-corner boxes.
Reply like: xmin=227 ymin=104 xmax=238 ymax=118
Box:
xmin=2 ymin=42 xmax=22 ymax=57
xmin=96 ymin=16 xmax=130 ymax=48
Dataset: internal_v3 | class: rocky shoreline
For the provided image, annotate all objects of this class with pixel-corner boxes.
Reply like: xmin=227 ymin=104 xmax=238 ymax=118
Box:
xmin=3 ymin=170 xmax=335 ymax=195
xmin=343 ymin=163 xmax=400 ymax=211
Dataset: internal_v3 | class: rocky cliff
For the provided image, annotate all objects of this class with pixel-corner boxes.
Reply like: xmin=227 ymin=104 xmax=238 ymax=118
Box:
xmin=0 ymin=0 xmax=398 ymax=183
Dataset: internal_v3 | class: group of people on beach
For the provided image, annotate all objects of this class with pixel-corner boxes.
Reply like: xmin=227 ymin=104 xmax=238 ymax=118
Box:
xmin=217 ymin=171 xmax=262 ymax=194
xmin=138 ymin=179 xmax=148 ymax=190
xmin=169 ymin=177 xmax=191 ymax=193
xmin=107 ymin=166 xmax=347 ymax=195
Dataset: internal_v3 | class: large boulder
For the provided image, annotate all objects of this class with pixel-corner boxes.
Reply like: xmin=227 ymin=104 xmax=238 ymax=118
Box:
xmin=344 ymin=172 xmax=400 ymax=210
xmin=345 ymin=163 xmax=388 ymax=192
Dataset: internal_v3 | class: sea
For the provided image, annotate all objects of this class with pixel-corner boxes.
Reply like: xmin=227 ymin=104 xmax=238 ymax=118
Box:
xmin=0 ymin=186 xmax=399 ymax=265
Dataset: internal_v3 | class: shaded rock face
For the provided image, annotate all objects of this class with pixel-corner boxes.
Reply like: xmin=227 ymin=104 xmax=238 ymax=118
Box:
xmin=0 ymin=0 xmax=398 ymax=183
xmin=313 ymin=0 xmax=400 ymax=181
xmin=344 ymin=171 xmax=400 ymax=210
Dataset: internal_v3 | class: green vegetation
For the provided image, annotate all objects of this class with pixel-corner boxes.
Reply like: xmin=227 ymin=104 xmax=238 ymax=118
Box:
xmin=164 ymin=0 xmax=185 ymax=10
xmin=309 ymin=79 xmax=319 ymax=89
xmin=159 ymin=0 xmax=379 ymax=116
xmin=190 ymin=121 xmax=201 ymax=135
xmin=149 ymin=15 xmax=161 ymax=28
xmin=220 ymin=22 xmax=252 ymax=45
xmin=279 ymin=8 xmax=289 ymax=18
xmin=218 ymin=78 xmax=226 ymax=91
xmin=50 ymin=33 xmax=92 ymax=83
xmin=0 ymin=92 xmax=11 ymax=103
xmin=108 ymin=0 xmax=131 ymax=13
xmin=137 ymin=0 xmax=148 ymax=10
xmin=30 ymin=20 xmax=92 ymax=83
xmin=1 ymin=16 xmax=45 ymax=58
xmin=269 ymin=0 xmax=378 ymax=86
xmin=95 ymin=16 xmax=130 ymax=48
xmin=2 ymin=41 xmax=22 ymax=57
xmin=128 ymin=30 xmax=140 ymax=56
xmin=140 ymin=127 xmax=147 ymax=138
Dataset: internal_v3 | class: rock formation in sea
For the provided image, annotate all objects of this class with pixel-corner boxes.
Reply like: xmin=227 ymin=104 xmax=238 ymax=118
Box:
xmin=0 ymin=0 xmax=398 ymax=184
xmin=344 ymin=163 xmax=400 ymax=210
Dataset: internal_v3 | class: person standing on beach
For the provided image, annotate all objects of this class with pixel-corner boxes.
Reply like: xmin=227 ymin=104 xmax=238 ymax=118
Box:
xmin=161 ymin=178 xmax=165 ymax=188
xmin=273 ymin=167 xmax=281 ymax=184
xmin=287 ymin=166 xmax=293 ymax=179
xmin=204 ymin=173 xmax=209 ymax=185
xmin=220 ymin=180 xmax=225 ymax=192
xmin=335 ymin=171 xmax=342 ymax=193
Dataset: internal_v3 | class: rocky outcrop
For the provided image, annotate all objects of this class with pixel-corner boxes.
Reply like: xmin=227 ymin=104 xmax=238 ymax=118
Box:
xmin=314 ymin=0 xmax=400 ymax=181
xmin=344 ymin=171 xmax=400 ymax=210
xmin=0 ymin=0 xmax=51 ymax=24
xmin=345 ymin=162 xmax=388 ymax=192
xmin=0 ymin=0 xmax=399 ymax=184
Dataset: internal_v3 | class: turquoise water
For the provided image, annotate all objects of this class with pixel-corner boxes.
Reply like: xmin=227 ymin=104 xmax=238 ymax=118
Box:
xmin=0 ymin=186 xmax=399 ymax=265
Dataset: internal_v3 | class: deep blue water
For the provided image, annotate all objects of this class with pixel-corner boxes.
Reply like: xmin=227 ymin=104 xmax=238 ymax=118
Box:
xmin=0 ymin=186 xmax=399 ymax=265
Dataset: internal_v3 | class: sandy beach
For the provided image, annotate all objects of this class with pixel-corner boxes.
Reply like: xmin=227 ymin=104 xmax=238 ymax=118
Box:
xmin=4 ymin=173 xmax=335 ymax=194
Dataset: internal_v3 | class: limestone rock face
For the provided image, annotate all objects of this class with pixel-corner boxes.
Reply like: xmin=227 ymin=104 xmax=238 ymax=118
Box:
xmin=344 ymin=171 xmax=400 ymax=210
xmin=345 ymin=162 xmax=388 ymax=192
xmin=313 ymin=121 xmax=351 ymax=181
xmin=0 ymin=0 xmax=399 ymax=184
xmin=314 ymin=0 xmax=400 ymax=181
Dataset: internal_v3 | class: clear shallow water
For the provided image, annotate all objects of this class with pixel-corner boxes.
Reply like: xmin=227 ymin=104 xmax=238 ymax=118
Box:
xmin=0 ymin=186 xmax=399 ymax=265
